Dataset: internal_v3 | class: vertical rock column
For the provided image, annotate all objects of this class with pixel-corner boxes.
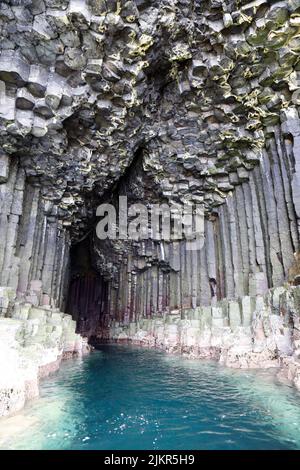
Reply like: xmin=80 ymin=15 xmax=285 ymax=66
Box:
xmin=101 ymin=120 xmax=299 ymax=328
xmin=0 ymin=156 xmax=72 ymax=313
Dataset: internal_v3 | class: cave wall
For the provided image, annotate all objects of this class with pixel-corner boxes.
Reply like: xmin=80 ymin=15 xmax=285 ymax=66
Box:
xmin=0 ymin=156 xmax=70 ymax=313
xmin=94 ymin=117 xmax=300 ymax=330
xmin=66 ymin=238 xmax=108 ymax=336
xmin=2 ymin=115 xmax=299 ymax=334
xmin=0 ymin=0 xmax=300 ymax=338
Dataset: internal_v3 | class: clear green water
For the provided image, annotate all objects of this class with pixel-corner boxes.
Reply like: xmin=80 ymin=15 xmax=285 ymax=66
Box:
xmin=1 ymin=345 xmax=300 ymax=450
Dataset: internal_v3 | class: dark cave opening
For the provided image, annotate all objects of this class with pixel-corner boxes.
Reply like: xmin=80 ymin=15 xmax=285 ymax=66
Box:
xmin=66 ymin=237 xmax=109 ymax=338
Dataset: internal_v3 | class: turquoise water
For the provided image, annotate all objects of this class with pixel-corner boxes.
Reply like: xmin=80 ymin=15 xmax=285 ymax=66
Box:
xmin=1 ymin=345 xmax=300 ymax=450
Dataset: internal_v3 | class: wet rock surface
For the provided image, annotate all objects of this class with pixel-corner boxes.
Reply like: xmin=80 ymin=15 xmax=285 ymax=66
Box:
xmin=103 ymin=285 xmax=300 ymax=391
xmin=0 ymin=0 xmax=300 ymax=398
xmin=0 ymin=287 xmax=89 ymax=418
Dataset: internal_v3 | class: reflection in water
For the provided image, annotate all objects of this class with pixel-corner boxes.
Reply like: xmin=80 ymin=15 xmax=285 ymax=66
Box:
xmin=0 ymin=345 xmax=300 ymax=450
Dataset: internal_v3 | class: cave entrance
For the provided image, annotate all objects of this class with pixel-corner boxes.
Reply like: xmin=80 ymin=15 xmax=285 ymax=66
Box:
xmin=66 ymin=237 xmax=109 ymax=338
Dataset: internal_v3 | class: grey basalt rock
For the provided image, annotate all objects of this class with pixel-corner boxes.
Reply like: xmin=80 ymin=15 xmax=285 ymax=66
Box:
xmin=107 ymin=285 xmax=300 ymax=387
xmin=0 ymin=0 xmax=299 ymax=366
xmin=0 ymin=293 xmax=89 ymax=417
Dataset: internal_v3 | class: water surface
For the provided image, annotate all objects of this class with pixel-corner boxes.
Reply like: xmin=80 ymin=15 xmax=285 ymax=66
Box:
xmin=1 ymin=345 xmax=300 ymax=450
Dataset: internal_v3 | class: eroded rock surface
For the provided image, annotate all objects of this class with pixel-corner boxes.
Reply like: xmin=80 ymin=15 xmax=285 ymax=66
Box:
xmin=0 ymin=287 xmax=88 ymax=417
xmin=0 ymin=0 xmax=300 ymax=395
xmin=1 ymin=1 xmax=299 ymax=317
xmin=104 ymin=285 xmax=300 ymax=390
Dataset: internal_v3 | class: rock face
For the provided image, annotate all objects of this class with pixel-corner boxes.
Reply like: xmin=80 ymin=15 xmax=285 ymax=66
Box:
xmin=0 ymin=287 xmax=88 ymax=417
xmin=0 ymin=0 xmax=300 ymax=397
xmin=104 ymin=285 xmax=300 ymax=391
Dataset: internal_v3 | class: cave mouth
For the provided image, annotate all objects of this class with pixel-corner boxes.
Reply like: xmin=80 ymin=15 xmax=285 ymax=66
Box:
xmin=1 ymin=0 xmax=300 ymax=445
xmin=66 ymin=237 xmax=109 ymax=339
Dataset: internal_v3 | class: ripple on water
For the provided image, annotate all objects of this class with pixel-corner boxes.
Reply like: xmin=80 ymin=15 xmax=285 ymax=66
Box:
xmin=0 ymin=345 xmax=300 ymax=450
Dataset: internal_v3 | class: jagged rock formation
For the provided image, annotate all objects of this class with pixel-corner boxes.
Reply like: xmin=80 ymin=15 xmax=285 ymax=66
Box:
xmin=105 ymin=285 xmax=300 ymax=390
xmin=0 ymin=160 xmax=70 ymax=310
xmin=92 ymin=145 xmax=299 ymax=326
xmin=0 ymin=287 xmax=88 ymax=417
xmin=0 ymin=0 xmax=300 ymax=401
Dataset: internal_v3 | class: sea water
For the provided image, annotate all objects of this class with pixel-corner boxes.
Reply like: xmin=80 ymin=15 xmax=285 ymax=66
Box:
xmin=1 ymin=344 xmax=300 ymax=450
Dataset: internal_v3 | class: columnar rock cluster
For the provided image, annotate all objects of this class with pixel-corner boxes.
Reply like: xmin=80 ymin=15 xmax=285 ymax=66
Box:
xmin=0 ymin=157 xmax=70 ymax=310
xmin=106 ymin=285 xmax=300 ymax=390
xmin=1 ymin=1 xmax=300 ymax=240
xmin=0 ymin=287 xmax=88 ymax=417
xmin=93 ymin=114 xmax=299 ymax=327
xmin=0 ymin=0 xmax=300 ymax=393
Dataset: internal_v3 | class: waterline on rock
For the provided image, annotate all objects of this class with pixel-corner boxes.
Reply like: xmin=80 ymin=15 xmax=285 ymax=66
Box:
xmin=0 ymin=346 xmax=300 ymax=450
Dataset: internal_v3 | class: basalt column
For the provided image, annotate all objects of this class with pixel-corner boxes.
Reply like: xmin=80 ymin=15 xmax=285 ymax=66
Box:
xmin=0 ymin=155 xmax=71 ymax=314
xmin=93 ymin=120 xmax=300 ymax=329
xmin=67 ymin=238 xmax=109 ymax=337
xmin=0 ymin=0 xmax=300 ymax=373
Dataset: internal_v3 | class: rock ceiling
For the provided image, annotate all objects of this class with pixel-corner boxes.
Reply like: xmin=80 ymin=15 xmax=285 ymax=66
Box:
xmin=1 ymin=0 xmax=300 ymax=241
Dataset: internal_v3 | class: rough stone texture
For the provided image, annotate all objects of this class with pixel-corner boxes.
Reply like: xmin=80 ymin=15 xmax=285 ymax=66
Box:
xmin=0 ymin=287 xmax=89 ymax=418
xmin=0 ymin=1 xmax=300 ymax=392
xmin=0 ymin=1 xmax=299 ymax=246
xmin=100 ymin=285 xmax=300 ymax=390
xmin=91 ymin=153 xmax=299 ymax=329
